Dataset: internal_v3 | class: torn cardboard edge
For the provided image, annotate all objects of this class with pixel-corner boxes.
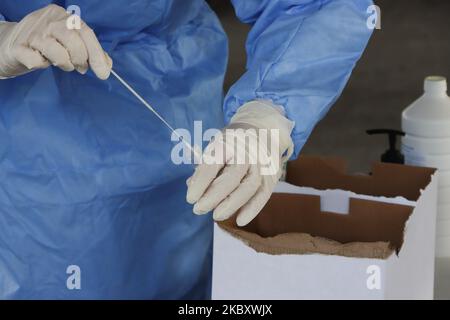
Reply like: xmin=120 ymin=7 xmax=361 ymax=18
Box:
xmin=218 ymin=224 xmax=393 ymax=259
xmin=218 ymin=156 xmax=436 ymax=260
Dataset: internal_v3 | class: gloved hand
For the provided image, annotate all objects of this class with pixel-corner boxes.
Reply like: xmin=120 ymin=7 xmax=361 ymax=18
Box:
xmin=0 ymin=4 xmax=112 ymax=80
xmin=186 ymin=100 xmax=295 ymax=226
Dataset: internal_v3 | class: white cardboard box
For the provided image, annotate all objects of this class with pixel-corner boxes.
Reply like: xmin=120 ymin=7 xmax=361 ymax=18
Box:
xmin=212 ymin=156 xmax=437 ymax=300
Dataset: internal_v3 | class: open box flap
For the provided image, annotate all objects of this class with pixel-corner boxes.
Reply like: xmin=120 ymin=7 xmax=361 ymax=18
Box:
xmin=218 ymin=193 xmax=414 ymax=259
xmin=217 ymin=156 xmax=434 ymax=259
xmin=286 ymin=156 xmax=436 ymax=201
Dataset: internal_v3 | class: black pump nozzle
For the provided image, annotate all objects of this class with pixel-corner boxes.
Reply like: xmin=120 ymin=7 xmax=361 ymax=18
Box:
xmin=366 ymin=129 xmax=405 ymax=164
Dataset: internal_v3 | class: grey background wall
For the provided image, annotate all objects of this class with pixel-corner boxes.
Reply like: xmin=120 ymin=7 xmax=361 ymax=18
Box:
xmin=208 ymin=0 xmax=450 ymax=172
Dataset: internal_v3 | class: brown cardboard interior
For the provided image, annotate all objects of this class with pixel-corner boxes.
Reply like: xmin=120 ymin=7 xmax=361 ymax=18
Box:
xmin=286 ymin=156 xmax=435 ymax=201
xmin=243 ymin=194 xmax=413 ymax=248
xmin=224 ymin=192 xmax=413 ymax=248
xmin=218 ymin=156 xmax=435 ymax=258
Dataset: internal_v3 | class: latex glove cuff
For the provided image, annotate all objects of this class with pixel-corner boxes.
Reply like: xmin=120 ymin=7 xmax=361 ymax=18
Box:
xmin=229 ymin=100 xmax=295 ymax=163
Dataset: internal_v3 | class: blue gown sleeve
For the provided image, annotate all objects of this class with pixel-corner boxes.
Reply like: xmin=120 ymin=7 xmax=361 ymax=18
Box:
xmin=225 ymin=0 xmax=374 ymax=157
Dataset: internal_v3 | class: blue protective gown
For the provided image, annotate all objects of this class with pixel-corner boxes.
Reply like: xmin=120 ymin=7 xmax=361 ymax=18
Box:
xmin=0 ymin=0 xmax=373 ymax=299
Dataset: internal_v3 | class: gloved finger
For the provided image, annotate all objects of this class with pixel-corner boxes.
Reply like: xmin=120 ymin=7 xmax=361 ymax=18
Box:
xmin=186 ymin=162 xmax=224 ymax=205
xmin=235 ymin=174 xmax=279 ymax=227
xmin=49 ymin=20 xmax=89 ymax=74
xmin=186 ymin=139 xmax=227 ymax=204
xmin=213 ymin=165 xmax=262 ymax=221
xmin=193 ymin=163 xmax=249 ymax=215
xmin=14 ymin=46 xmax=50 ymax=70
xmin=30 ymin=37 xmax=74 ymax=72
xmin=77 ymin=21 xmax=112 ymax=80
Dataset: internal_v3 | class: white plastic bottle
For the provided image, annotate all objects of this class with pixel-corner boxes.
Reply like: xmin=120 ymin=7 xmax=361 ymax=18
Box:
xmin=402 ymin=76 xmax=450 ymax=299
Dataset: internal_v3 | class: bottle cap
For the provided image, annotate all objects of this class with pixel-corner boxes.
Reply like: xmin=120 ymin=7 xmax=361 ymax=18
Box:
xmin=424 ymin=76 xmax=447 ymax=95
xmin=402 ymin=75 xmax=450 ymax=137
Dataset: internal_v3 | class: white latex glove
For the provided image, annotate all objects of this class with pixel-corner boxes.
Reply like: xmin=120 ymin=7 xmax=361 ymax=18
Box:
xmin=0 ymin=4 xmax=112 ymax=80
xmin=186 ymin=100 xmax=295 ymax=226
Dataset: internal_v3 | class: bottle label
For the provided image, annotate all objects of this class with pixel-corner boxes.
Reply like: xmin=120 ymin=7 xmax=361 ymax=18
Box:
xmin=401 ymin=142 xmax=427 ymax=166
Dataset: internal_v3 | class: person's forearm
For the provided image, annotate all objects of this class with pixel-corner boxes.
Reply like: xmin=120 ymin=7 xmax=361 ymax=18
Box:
xmin=226 ymin=0 xmax=374 ymax=158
